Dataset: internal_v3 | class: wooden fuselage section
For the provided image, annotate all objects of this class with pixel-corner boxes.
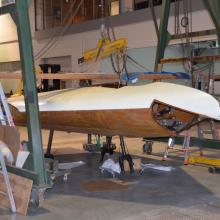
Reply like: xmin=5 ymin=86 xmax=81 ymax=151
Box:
xmin=10 ymin=101 xmax=197 ymax=138
xmin=9 ymin=82 xmax=220 ymax=138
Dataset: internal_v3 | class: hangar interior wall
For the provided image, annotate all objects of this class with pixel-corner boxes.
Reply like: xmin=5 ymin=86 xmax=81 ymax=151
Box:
xmin=0 ymin=0 xmax=220 ymax=93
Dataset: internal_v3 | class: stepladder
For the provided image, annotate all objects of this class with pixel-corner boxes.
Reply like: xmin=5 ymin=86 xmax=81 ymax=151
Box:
xmin=0 ymin=82 xmax=16 ymax=212
xmin=0 ymin=82 xmax=14 ymax=126
xmin=162 ymin=130 xmax=191 ymax=165
xmin=0 ymin=149 xmax=16 ymax=213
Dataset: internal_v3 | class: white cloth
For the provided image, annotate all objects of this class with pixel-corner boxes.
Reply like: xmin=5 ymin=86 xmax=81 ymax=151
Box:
xmin=101 ymin=159 xmax=121 ymax=174
xmin=0 ymin=140 xmax=14 ymax=164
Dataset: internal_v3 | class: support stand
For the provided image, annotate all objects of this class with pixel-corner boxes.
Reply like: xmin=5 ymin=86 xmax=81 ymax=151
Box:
xmin=45 ymin=129 xmax=54 ymax=159
xmin=118 ymin=136 xmax=134 ymax=173
xmin=100 ymin=136 xmax=116 ymax=162
xmin=143 ymin=139 xmax=153 ymax=154
xmin=162 ymin=133 xmax=191 ymax=165
xmin=83 ymin=134 xmax=100 ymax=152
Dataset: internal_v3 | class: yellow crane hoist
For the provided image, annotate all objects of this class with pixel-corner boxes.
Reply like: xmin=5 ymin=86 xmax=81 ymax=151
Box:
xmin=78 ymin=38 xmax=127 ymax=64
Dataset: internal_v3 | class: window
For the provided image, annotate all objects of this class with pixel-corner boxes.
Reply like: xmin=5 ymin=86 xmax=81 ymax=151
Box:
xmin=134 ymin=0 xmax=148 ymax=10
xmin=35 ymin=0 xmax=120 ymax=31
xmin=134 ymin=0 xmax=177 ymax=11
xmin=111 ymin=0 xmax=119 ymax=16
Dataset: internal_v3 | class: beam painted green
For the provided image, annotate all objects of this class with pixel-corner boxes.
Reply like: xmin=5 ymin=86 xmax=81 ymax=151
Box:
xmin=149 ymin=0 xmax=159 ymax=40
xmin=202 ymin=0 xmax=220 ymax=50
xmin=7 ymin=0 xmax=47 ymax=185
xmin=154 ymin=0 xmax=171 ymax=71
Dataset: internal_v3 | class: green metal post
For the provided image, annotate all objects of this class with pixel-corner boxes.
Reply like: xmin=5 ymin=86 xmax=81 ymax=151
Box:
xmin=202 ymin=0 xmax=220 ymax=51
xmin=13 ymin=0 xmax=47 ymax=185
xmin=149 ymin=0 xmax=159 ymax=40
xmin=154 ymin=0 xmax=171 ymax=71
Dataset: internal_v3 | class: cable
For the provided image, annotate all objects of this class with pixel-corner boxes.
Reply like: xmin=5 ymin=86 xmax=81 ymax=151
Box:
xmin=35 ymin=0 xmax=77 ymax=59
xmin=105 ymin=0 xmax=126 ymax=81
xmin=35 ymin=0 xmax=78 ymax=58
xmin=35 ymin=0 xmax=82 ymax=60
xmin=35 ymin=0 xmax=83 ymax=60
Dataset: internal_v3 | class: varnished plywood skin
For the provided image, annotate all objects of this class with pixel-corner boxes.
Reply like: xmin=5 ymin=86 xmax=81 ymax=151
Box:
xmin=10 ymin=105 xmax=174 ymax=138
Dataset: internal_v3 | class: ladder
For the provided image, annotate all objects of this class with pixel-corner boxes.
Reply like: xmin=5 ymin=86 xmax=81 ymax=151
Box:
xmin=162 ymin=131 xmax=191 ymax=165
xmin=197 ymin=119 xmax=218 ymax=140
xmin=0 ymin=83 xmax=14 ymax=126
xmin=0 ymin=82 xmax=16 ymax=212
xmin=194 ymin=64 xmax=219 ymax=142
xmin=0 ymin=150 xmax=16 ymax=213
xmin=187 ymin=60 xmax=220 ymax=168
xmin=162 ymin=62 xmax=218 ymax=164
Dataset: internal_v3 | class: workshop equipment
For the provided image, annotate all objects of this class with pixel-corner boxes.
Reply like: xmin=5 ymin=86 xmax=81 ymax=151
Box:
xmin=0 ymin=149 xmax=16 ymax=213
xmin=78 ymin=38 xmax=127 ymax=64
xmin=0 ymin=82 xmax=30 ymax=168
xmin=100 ymin=136 xmax=116 ymax=162
xmin=39 ymin=64 xmax=61 ymax=91
xmin=208 ymin=167 xmax=220 ymax=174
xmin=0 ymin=83 xmax=14 ymax=127
xmin=189 ymin=156 xmax=220 ymax=174
xmin=119 ymin=136 xmax=134 ymax=173
xmin=142 ymin=139 xmax=153 ymax=154
xmin=162 ymin=132 xmax=191 ymax=165
xmin=189 ymin=156 xmax=220 ymax=167
xmin=0 ymin=83 xmax=16 ymax=212
xmin=83 ymin=134 xmax=103 ymax=152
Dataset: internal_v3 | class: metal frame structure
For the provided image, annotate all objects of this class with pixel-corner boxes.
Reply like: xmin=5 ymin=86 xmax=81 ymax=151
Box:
xmin=154 ymin=0 xmax=171 ymax=71
xmin=0 ymin=0 xmax=219 ymax=186
xmin=152 ymin=0 xmax=220 ymax=161
xmin=154 ymin=0 xmax=220 ymax=71
xmin=0 ymin=0 xmax=48 ymax=186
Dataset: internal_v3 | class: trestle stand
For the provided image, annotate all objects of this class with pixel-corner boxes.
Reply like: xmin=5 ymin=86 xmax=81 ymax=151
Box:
xmin=118 ymin=136 xmax=134 ymax=173
xmin=100 ymin=136 xmax=114 ymax=162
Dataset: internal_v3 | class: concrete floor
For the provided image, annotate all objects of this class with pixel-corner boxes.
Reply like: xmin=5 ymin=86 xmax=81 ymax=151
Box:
xmin=1 ymin=127 xmax=220 ymax=220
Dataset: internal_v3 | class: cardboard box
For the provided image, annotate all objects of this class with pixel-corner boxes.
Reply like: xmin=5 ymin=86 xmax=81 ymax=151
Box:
xmin=124 ymin=158 xmax=141 ymax=172
xmin=0 ymin=125 xmax=20 ymax=162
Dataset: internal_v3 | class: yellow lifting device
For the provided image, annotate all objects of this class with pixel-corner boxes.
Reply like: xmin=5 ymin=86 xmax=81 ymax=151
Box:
xmin=78 ymin=38 xmax=127 ymax=64
xmin=188 ymin=156 xmax=220 ymax=167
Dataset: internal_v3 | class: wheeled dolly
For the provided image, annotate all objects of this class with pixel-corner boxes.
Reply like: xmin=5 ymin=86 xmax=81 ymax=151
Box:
xmin=100 ymin=136 xmax=116 ymax=162
xmin=142 ymin=139 xmax=153 ymax=154
xmin=208 ymin=167 xmax=220 ymax=174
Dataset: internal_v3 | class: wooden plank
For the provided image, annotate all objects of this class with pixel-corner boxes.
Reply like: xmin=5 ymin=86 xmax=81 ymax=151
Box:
xmin=0 ymin=72 xmax=22 ymax=79
xmin=160 ymin=54 xmax=220 ymax=64
xmin=0 ymin=72 xmax=176 ymax=80
xmin=0 ymin=172 xmax=33 ymax=215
